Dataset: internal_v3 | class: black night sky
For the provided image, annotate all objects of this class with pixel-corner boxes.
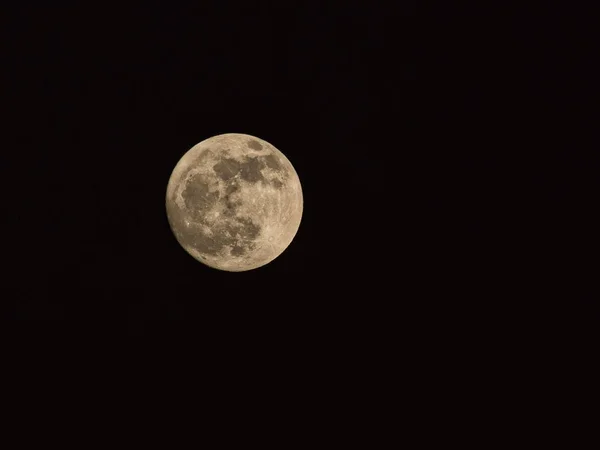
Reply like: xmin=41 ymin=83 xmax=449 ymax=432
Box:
xmin=5 ymin=3 xmax=597 ymax=430
xmin=7 ymin=3 xmax=414 ymax=336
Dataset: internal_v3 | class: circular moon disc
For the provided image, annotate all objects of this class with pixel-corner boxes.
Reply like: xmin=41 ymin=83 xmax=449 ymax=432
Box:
xmin=166 ymin=133 xmax=303 ymax=271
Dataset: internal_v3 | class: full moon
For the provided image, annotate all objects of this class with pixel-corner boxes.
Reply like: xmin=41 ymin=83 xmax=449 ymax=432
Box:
xmin=165 ymin=133 xmax=303 ymax=271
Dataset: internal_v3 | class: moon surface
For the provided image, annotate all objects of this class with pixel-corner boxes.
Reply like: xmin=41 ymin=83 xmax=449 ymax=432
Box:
xmin=166 ymin=133 xmax=303 ymax=271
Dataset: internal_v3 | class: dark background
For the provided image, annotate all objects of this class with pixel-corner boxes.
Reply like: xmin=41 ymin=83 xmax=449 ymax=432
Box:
xmin=6 ymin=3 xmax=415 ymax=338
xmin=6 ymin=4 xmax=594 ymax=330
xmin=4 ymin=2 xmax=598 ymax=436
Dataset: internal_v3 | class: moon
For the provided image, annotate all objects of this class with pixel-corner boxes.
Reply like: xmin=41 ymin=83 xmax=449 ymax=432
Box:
xmin=165 ymin=133 xmax=303 ymax=271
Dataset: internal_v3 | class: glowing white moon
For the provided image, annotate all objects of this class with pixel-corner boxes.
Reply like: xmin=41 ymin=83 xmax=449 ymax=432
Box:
xmin=166 ymin=133 xmax=303 ymax=271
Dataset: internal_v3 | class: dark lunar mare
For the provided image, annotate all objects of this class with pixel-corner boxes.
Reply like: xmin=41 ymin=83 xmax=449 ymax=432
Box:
xmin=262 ymin=154 xmax=281 ymax=171
xmin=247 ymin=139 xmax=263 ymax=151
xmin=239 ymin=157 xmax=264 ymax=183
xmin=213 ymin=156 xmax=266 ymax=184
xmin=212 ymin=157 xmax=242 ymax=182
xmin=213 ymin=153 xmax=285 ymax=189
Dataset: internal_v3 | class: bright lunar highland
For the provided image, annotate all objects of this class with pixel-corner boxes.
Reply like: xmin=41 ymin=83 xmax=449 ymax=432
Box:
xmin=166 ymin=133 xmax=303 ymax=271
